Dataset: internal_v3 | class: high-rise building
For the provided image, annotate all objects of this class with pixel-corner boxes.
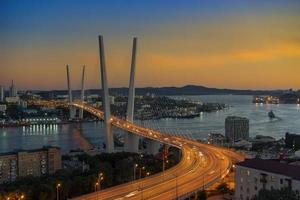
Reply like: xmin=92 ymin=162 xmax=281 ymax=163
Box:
xmin=9 ymin=80 xmax=17 ymax=97
xmin=0 ymin=146 xmax=61 ymax=183
xmin=0 ymin=85 xmax=4 ymax=102
xmin=225 ymin=116 xmax=249 ymax=143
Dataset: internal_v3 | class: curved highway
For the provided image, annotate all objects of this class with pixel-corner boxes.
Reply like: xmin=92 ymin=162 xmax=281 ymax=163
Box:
xmin=66 ymin=101 xmax=244 ymax=200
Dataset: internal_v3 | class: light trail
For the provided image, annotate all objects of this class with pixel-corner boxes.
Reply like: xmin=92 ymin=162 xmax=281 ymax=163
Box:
xmin=70 ymin=101 xmax=244 ymax=200
xmin=30 ymin=99 xmax=244 ymax=199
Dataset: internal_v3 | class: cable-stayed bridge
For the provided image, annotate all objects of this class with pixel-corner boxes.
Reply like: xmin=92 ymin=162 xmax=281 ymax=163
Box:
xmin=33 ymin=35 xmax=244 ymax=199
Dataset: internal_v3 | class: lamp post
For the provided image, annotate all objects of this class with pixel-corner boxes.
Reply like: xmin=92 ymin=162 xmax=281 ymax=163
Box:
xmin=139 ymin=184 xmax=144 ymax=200
xmin=139 ymin=166 xmax=145 ymax=179
xmin=220 ymin=163 xmax=222 ymax=182
xmin=56 ymin=183 xmax=61 ymax=200
xmin=95 ymin=182 xmax=99 ymax=192
xmin=173 ymin=172 xmax=178 ymax=200
xmin=202 ymin=175 xmax=205 ymax=190
xmin=98 ymin=172 xmax=104 ymax=187
xmin=133 ymin=164 xmax=138 ymax=180
xmin=97 ymin=172 xmax=104 ymax=200
xmin=162 ymin=146 xmax=168 ymax=181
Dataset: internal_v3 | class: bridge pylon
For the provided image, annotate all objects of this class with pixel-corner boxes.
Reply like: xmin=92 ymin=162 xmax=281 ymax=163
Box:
xmin=124 ymin=37 xmax=140 ymax=153
xmin=98 ymin=35 xmax=114 ymax=153
xmin=66 ymin=65 xmax=75 ymax=119
xmin=79 ymin=65 xmax=85 ymax=119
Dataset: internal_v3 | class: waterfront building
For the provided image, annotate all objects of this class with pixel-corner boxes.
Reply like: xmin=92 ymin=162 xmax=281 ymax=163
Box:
xmin=0 ymin=104 xmax=6 ymax=113
xmin=250 ymin=135 xmax=276 ymax=144
xmin=232 ymin=139 xmax=252 ymax=150
xmin=235 ymin=159 xmax=300 ymax=200
xmin=109 ymin=96 xmax=115 ymax=105
xmin=20 ymin=100 xmax=28 ymax=109
xmin=0 ymin=86 xmax=4 ymax=102
xmin=9 ymin=80 xmax=17 ymax=97
xmin=21 ymin=116 xmax=60 ymax=124
xmin=0 ymin=146 xmax=61 ymax=183
xmin=5 ymin=96 xmax=20 ymax=104
xmin=225 ymin=116 xmax=249 ymax=143
xmin=207 ymin=133 xmax=226 ymax=146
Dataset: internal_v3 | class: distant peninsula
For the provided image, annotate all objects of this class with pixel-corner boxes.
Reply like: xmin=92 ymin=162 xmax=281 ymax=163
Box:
xmin=35 ymin=85 xmax=297 ymax=97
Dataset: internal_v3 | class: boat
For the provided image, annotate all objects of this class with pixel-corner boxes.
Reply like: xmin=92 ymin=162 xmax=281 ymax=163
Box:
xmin=268 ymin=110 xmax=276 ymax=119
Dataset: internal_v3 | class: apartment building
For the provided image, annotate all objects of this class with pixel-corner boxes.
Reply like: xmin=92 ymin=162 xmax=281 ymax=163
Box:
xmin=235 ymin=159 xmax=300 ymax=200
xmin=0 ymin=146 xmax=61 ymax=183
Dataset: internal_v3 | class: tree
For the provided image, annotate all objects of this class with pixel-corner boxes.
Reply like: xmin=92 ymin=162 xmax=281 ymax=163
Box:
xmin=216 ymin=182 xmax=230 ymax=194
xmin=253 ymin=187 xmax=300 ymax=200
xmin=196 ymin=190 xmax=207 ymax=200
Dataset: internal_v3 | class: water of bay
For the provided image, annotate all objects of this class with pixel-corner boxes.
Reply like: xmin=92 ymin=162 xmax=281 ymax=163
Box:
xmin=1 ymin=95 xmax=299 ymax=153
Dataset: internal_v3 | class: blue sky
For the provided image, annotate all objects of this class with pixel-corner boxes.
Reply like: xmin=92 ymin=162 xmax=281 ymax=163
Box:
xmin=1 ymin=0 xmax=300 ymax=90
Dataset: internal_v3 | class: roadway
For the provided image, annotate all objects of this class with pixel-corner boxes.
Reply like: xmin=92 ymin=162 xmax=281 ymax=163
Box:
xmin=69 ymin=101 xmax=244 ymax=200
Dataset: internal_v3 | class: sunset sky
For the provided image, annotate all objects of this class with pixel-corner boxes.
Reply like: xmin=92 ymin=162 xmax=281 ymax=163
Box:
xmin=1 ymin=0 xmax=300 ymax=90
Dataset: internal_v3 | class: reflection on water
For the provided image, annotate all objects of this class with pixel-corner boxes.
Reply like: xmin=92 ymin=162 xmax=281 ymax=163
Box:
xmin=0 ymin=123 xmax=99 ymax=154
xmin=22 ymin=124 xmax=58 ymax=136
xmin=1 ymin=95 xmax=300 ymax=153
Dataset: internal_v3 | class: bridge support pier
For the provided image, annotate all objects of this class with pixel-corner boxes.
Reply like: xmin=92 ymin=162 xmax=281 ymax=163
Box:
xmin=144 ymin=138 xmax=161 ymax=155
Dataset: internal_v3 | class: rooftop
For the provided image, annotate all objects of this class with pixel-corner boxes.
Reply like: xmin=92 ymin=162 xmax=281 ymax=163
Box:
xmin=0 ymin=146 xmax=60 ymax=156
xmin=237 ymin=159 xmax=300 ymax=181
xmin=225 ymin=116 xmax=248 ymax=121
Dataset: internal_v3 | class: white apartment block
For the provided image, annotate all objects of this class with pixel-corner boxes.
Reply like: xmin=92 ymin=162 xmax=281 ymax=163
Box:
xmin=235 ymin=159 xmax=300 ymax=200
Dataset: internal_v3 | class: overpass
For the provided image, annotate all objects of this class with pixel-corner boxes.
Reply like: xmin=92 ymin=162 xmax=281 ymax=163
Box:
xmin=70 ymin=100 xmax=243 ymax=200
xmin=40 ymin=35 xmax=244 ymax=199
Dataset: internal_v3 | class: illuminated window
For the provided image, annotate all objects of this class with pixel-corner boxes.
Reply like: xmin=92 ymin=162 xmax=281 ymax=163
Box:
xmin=271 ymin=176 xmax=276 ymax=182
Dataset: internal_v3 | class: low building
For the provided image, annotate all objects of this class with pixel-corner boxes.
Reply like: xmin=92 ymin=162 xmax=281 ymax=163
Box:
xmin=235 ymin=159 xmax=300 ymax=200
xmin=251 ymin=135 xmax=276 ymax=144
xmin=0 ymin=146 xmax=61 ymax=183
xmin=225 ymin=116 xmax=249 ymax=143
xmin=208 ymin=133 xmax=226 ymax=146
xmin=5 ymin=96 xmax=20 ymax=104
xmin=21 ymin=116 xmax=60 ymax=124
xmin=232 ymin=139 xmax=252 ymax=150
xmin=0 ymin=86 xmax=4 ymax=102
xmin=0 ymin=104 xmax=6 ymax=113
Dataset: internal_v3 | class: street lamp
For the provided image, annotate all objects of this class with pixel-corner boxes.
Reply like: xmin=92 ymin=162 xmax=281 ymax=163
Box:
xmin=173 ymin=172 xmax=178 ymax=200
xmin=96 ymin=172 xmax=104 ymax=200
xmin=133 ymin=164 xmax=138 ymax=180
xmin=139 ymin=184 xmax=144 ymax=200
xmin=56 ymin=183 xmax=61 ymax=200
xmin=98 ymin=172 xmax=104 ymax=195
xmin=139 ymin=166 xmax=145 ymax=179
xmin=95 ymin=182 xmax=99 ymax=192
